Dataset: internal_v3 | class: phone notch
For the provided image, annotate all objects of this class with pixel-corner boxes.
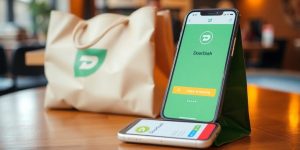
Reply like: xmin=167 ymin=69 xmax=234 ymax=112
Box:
xmin=200 ymin=10 xmax=223 ymax=16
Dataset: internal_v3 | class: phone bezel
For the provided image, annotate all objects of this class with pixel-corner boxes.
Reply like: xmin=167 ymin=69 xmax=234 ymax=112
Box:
xmin=160 ymin=9 xmax=240 ymax=123
xmin=118 ymin=118 xmax=219 ymax=141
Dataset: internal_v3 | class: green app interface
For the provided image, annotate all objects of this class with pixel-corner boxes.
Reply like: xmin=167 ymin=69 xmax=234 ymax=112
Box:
xmin=163 ymin=11 xmax=236 ymax=122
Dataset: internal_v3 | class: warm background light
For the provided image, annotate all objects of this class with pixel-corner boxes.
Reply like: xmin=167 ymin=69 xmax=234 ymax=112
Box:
xmin=288 ymin=93 xmax=299 ymax=133
xmin=247 ymin=85 xmax=259 ymax=116
xmin=244 ymin=0 xmax=264 ymax=9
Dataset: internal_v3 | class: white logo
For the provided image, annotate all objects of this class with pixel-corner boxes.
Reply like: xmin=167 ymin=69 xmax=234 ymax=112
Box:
xmin=200 ymin=31 xmax=213 ymax=44
xmin=79 ymin=55 xmax=99 ymax=70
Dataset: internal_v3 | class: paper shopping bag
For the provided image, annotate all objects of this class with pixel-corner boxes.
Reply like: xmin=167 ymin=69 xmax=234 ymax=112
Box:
xmin=44 ymin=7 xmax=175 ymax=117
xmin=214 ymin=28 xmax=251 ymax=146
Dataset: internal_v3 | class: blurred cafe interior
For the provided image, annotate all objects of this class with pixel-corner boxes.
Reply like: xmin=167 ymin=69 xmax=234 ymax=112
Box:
xmin=1 ymin=0 xmax=300 ymax=95
xmin=0 ymin=0 xmax=300 ymax=149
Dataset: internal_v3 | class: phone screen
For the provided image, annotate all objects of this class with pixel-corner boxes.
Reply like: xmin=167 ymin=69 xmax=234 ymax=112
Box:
xmin=126 ymin=120 xmax=216 ymax=140
xmin=163 ymin=10 xmax=237 ymax=122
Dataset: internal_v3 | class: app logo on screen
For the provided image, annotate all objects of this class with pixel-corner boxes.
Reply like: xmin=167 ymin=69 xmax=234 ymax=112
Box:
xmin=200 ymin=31 xmax=213 ymax=44
xmin=135 ymin=126 xmax=150 ymax=133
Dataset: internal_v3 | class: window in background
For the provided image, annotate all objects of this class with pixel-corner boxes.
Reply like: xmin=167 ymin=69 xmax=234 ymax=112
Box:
xmin=15 ymin=0 xmax=32 ymax=35
xmin=0 ymin=0 xmax=5 ymax=24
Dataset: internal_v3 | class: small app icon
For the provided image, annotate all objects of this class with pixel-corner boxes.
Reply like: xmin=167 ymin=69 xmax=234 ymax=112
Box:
xmin=200 ymin=31 xmax=214 ymax=44
xmin=135 ymin=126 xmax=150 ymax=133
xmin=193 ymin=125 xmax=201 ymax=131
xmin=188 ymin=130 xmax=197 ymax=137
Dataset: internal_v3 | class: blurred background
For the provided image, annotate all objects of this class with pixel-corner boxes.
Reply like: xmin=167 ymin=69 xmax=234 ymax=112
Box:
xmin=0 ymin=0 xmax=300 ymax=96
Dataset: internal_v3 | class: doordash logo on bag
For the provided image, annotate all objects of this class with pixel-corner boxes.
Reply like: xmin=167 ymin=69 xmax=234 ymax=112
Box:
xmin=74 ymin=48 xmax=107 ymax=77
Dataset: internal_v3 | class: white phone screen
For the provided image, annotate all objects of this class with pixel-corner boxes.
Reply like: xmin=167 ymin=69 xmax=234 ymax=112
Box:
xmin=126 ymin=120 xmax=216 ymax=140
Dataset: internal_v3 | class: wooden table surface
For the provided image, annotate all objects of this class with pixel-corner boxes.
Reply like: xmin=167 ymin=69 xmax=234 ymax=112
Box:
xmin=25 ymin=49 xmax=45 ymax=66
xmin=0 ymin=85 xmax=299 ymax=149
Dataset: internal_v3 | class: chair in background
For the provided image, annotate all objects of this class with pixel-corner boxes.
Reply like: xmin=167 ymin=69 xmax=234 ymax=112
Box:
xmin=0 ymin=46 xmax=14 ymax=96
xmin=11 ymin=45 xmax=47 ymax=91
xmin=258 ymin=39 xmax=287 ymax=68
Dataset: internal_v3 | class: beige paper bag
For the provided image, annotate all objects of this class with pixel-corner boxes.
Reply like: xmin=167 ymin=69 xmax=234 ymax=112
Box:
xmin=44 ymin=7 xmax=175 ymax=117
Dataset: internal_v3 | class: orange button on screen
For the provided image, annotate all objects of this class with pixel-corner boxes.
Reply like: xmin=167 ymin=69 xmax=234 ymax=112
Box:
xmin=172 ymin=86 xmax=216 ymax=97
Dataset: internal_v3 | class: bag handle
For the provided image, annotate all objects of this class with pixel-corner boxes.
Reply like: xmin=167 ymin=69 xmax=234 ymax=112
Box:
xmin=72 ymin=17 xmax=129 ymax=49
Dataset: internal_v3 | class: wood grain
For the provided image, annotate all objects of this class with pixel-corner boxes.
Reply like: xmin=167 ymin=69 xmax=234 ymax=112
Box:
xmin=0 ymin=85 xmax=299 ymax=149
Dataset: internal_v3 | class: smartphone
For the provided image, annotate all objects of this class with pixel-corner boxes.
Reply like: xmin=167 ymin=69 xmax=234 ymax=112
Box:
xmin=118 ymin=119 xmax=220 ymax=148
xmin=161 ymin=9 xmax=240 ymax=122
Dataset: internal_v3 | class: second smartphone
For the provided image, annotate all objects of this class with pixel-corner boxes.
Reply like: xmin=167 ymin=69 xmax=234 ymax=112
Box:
xmin=118 ymin=119 xmax=220 ymax=148
xmin=161 ymin=9 xmax=240 ymax=122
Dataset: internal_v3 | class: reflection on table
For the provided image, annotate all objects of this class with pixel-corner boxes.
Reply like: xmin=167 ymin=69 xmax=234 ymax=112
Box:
xmin=0 ymin=85 xmax=299 ymax=149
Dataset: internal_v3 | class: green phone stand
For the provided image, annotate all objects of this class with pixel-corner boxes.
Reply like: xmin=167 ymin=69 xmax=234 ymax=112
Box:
xmin=214 ymin=27 xmax=251 ymax=146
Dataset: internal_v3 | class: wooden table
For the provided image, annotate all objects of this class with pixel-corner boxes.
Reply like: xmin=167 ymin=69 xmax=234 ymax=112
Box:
xmin=0 ymin=85 xmax=299 ymax=149
xmin=243 ymin=42 xmax=278 ymax=66
xmin=25 ymin=49 xmax=45 ymax=66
